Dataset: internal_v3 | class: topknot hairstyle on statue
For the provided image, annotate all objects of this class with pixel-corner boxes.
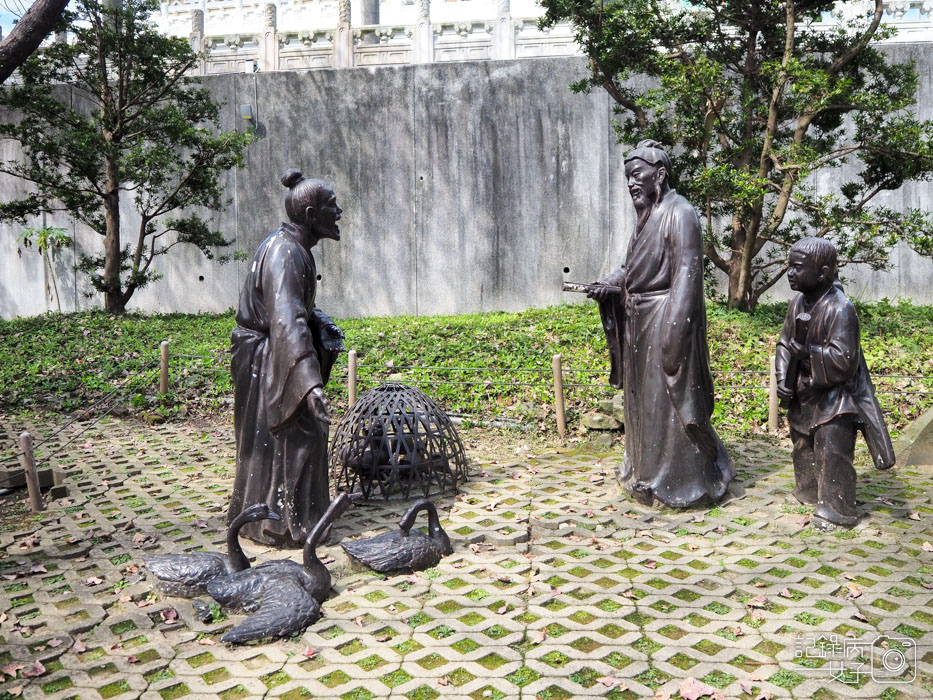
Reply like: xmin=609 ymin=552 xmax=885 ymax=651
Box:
xmin=790 ymin=237 xmax=837 ymax=277
xmin=281 ymin=169 xmax=329 ymax=224
xmin=624 ymin=139 xmax=673 ymax=175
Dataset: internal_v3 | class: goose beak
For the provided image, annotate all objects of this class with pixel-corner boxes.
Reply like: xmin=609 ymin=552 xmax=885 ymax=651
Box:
xmin=266 ymin=510 xmax=282 ymax=521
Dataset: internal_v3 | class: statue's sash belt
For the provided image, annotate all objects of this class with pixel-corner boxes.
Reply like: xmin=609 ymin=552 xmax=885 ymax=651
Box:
xmin=625 ymin=288 xmax=668 ymax=313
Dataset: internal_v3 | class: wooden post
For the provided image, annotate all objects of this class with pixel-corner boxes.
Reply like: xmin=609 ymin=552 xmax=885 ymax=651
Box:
xmin=18 ymin=432 xmax=43 ymax=513
xmin=160 ymin=340 xmax=170 ymax=396
xmin=768 ymin=354 xmax=779 ymax=433
xmin=348 ymin=349 xmax=358 ymax=408
xmin=552 ymin=354 xmax=566 ymax=438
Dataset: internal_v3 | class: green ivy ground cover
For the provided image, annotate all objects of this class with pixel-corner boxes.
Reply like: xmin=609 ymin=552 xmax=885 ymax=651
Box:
xmin=0 ymin=300 xmax=929 ymax=437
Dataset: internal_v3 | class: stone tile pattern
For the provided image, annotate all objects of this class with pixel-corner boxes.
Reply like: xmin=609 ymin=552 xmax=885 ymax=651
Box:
xmin=0 ymin=416 xmax=930 ymax=700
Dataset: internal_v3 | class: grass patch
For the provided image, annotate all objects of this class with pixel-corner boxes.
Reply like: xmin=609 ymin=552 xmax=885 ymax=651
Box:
xmin=3 ymin=301 xmax=929 ymax=434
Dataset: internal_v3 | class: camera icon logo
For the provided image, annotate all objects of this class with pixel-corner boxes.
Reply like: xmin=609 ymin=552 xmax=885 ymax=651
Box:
xmin=870 ymin=636 xmax=916 ymax=683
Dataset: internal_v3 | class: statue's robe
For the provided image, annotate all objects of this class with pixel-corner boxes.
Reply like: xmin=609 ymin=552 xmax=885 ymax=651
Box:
xmin=227 ymin=223 xmax=340 ymax=546
xmin=599 ymin=190 xmax=734 ymax=507
xmin=775 ymin=284 xmax=894 ymax=469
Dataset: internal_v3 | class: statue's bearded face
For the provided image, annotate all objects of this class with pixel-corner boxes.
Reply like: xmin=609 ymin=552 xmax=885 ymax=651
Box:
xmin=309 ymin=187 xmax=342 ymax=242
xmin=625 ymin=159 xmax=664 ymax=211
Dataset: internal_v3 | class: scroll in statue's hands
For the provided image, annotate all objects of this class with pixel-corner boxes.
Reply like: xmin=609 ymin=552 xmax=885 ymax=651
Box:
xmin=587 ymin=269 xmax=625 ymax=303
xmin=307 ymin=386 xmax=331 ymax=425
xmin=787 ymin=339 xmax=810 ymax=361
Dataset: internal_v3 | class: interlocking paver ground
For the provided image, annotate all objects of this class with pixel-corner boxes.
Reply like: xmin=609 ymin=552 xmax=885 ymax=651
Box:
xmin=0 ymin=413 xmax=930 ymax=700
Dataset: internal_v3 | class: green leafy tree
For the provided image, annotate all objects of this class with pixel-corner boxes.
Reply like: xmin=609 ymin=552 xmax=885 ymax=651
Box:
xmin=0 ymin=0 xmax=253 ymax=312
xmin=539 ymin=0 xmax=933 ymax=310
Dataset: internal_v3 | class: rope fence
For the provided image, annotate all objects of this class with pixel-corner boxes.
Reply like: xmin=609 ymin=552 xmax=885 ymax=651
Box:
xmin=3 ymin=339 xmax=928 ymax=512
xmin=156 ymin=342 xmax=933 ymax=437
xmin=0 ymin=362 xmax=161 ymax=501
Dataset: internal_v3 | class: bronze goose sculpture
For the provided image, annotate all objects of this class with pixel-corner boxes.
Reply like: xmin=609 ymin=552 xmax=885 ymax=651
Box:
xmin=341 ymin=498 xmax=452 ymax=573
xmin=204 ymin=492 xmax=360 ymax=643
xmin=144 ymin=502 xmax=280 ymax=598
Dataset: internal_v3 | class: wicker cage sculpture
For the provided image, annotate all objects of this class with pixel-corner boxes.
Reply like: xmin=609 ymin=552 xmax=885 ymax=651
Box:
xmin=330 ymin=383 xmax=469 ymax=500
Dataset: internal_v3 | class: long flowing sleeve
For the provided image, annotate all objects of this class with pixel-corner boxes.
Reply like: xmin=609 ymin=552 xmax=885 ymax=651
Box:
xmin=661 ymin=201 xmax=703 ymax=376
xmin=259 ymin=237 xmax=324 ymax=432
xmin=808 ymin=303 xmax=860 ymax=390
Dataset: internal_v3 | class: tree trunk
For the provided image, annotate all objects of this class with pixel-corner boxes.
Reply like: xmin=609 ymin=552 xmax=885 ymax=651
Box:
xmin=102 ymin=155 xmax=124 ymax=313
xmin=726 ymin=260 xmax=757 ymax=312
xmin=0 ymin=0 xmax=70 ymax=84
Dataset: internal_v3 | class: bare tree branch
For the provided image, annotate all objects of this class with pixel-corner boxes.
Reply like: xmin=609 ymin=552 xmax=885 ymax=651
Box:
xmin=0 ymin=0 xmax=69 ymax=84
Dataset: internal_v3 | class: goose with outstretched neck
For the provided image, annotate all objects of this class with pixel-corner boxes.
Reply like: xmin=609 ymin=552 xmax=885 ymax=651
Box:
xmin=203 ymin=492 xmax=359 ymax=643
xmin=145 ymin=503 xmax=280 ymax=598
xmin=341 ymin=499 xmax=452 ymax=573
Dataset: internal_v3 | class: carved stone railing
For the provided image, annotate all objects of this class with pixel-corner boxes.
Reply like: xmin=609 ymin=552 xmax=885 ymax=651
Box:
xmin=177 ymin=0 xmax=933 ymax=75
xmin=279 ymin=31 xmax=336 ymax=71
xmin=354 ymin=25 xmax=414 ymax=66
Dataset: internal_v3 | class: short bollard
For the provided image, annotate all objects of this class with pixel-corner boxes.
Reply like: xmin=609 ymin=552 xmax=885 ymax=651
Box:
xmin=348 ymin=349 xmax=358 ymax=408
xmin=552 ymin=354 xmax=566 ymax=438
xmin=768 ymin=354 xmax=779 ymax=432
xmin=160 ymin=340 xmax=170 ymax=396
xmin=18 ymin=432 xmax=43 ymax=513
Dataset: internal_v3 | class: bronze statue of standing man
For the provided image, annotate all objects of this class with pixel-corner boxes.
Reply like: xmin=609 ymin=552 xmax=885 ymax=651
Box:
xmin=227 ymin=169 xmax=346 ymax=546
xmin=589 ymin=140 xmax=734 ymax=507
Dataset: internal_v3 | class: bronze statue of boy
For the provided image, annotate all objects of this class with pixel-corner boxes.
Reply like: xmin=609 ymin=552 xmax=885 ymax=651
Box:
xmin=776 ymin=237 xmax=894 ymax=529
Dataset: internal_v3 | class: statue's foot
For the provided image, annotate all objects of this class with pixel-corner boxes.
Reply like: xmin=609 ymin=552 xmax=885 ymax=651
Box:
xmin=792 ymin=487 xmax=817 ymax=506
xmin=631 ymin=481 xmax=654 ymax=506
xmin=813 ymin=503 xmax=858 ymax=529
xmin=811 ymin=515 xmax=836 ymax=532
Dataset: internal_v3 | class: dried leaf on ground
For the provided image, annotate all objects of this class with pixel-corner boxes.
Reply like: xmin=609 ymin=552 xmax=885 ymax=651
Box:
xmin=1 ymin=663 xmax=25 ymax=680
xmin=679 ymin=676 xmax=718 ymax=700
xmin=20 ymin=661 xmax=45 ymax=679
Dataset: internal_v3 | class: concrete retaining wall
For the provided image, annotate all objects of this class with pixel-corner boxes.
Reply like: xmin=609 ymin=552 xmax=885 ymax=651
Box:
xmin=2 ymin=50 xmax=932 ymax=320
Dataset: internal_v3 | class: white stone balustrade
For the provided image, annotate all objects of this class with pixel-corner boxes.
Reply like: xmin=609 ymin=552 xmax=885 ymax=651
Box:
xmin=170 ymin=0 xmax=933 ymax=74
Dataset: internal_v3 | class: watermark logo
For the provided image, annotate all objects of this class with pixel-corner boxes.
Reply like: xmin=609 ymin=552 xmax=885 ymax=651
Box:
xmin=794 ymin=633 xmax=916 ymax=684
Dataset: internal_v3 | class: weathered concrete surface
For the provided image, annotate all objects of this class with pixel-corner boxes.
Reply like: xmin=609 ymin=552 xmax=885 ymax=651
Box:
xmin=0 ymin=413 xmax=931 ymax=699
xmin=895 ymin=404 xmax=933 ymax=466
xmin=2 ymin=48 xmax=933 ymax=320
